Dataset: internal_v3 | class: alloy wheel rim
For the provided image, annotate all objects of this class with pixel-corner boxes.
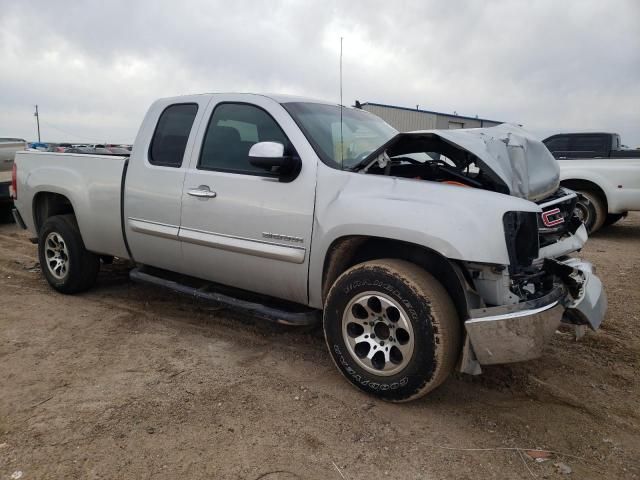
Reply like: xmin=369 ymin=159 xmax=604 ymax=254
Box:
xmin=44 ymin=232 xmax=69 ymax=280
xmin=341 ymin=291 xmax=415 ymax=376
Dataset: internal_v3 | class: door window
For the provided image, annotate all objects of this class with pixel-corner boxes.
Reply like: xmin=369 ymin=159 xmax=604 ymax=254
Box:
xmin=149 ymin=103 xmax=198 ymax=167
xmin=199 ymin=103 xmax=291 ymax=175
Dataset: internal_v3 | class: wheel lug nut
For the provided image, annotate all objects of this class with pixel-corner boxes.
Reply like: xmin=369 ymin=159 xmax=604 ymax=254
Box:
xmin=380 ymin=341 xmax=385 ymax=346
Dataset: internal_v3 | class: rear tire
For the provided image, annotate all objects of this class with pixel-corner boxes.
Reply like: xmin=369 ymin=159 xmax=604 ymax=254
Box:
xmin=323 ymin=259 xmax=461 ymax=402
xmin=575 ymin=190 xmax=606 ymax=234
xmin=38 ymin=214 xmax=100 ymax=293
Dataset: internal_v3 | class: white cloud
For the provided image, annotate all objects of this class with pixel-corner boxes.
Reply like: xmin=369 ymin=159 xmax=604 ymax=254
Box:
xmin=1 ymin=0 xmax=638 ymax=145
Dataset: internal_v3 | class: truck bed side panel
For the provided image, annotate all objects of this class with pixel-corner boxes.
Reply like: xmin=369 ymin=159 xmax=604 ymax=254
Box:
xmin=14 ymin=151 xmax=130 ymax=259
xmin=559 ymin=158 xmax=640 ymax=213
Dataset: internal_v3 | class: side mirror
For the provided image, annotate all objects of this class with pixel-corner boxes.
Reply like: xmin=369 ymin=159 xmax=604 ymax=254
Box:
xmin=248 ymin=141 xmax=301 ymax=182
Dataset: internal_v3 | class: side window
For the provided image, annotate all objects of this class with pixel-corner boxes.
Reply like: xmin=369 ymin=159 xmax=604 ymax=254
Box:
xmin=544 ymin=136 xmax=569 ymax=152
xmin=199 ymin=103 xmax=291 ymax=174
xmin=149 ymin=103 xmax=198 ymax=167
xmin=570 ymin=135 xmax=607 ymax=154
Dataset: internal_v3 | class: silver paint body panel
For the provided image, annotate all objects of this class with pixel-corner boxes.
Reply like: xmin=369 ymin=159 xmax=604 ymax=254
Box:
xmin=13 ymin=151 xmax=130 ymax=258
xmin=306 ymin=162 xmax=540 ymax=308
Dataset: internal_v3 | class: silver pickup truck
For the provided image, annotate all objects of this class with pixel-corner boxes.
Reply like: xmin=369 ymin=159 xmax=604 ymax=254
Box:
xmin=12 ymin=93 xmax=606 ymax=401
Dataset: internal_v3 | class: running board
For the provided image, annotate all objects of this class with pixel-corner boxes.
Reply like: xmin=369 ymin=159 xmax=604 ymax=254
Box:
xmin=129 ymin=267 xmax=320 ymax=327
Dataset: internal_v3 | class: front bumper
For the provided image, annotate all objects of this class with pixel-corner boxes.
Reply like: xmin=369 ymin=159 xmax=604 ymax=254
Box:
xmin=461 ymin=257 xmax=606 ymax=372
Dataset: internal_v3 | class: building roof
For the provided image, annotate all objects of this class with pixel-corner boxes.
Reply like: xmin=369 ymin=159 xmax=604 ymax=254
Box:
xmin=360 ymin=101 xmax=504 ymax=124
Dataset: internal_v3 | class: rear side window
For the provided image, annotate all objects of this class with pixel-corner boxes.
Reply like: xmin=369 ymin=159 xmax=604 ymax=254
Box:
xmin=149 ymin=103 xmax=198 ymax=167
xmin=570 ymin=135 xmax=607 ymax=153
xmin=198 ymin=103 xmax=291 ymax=175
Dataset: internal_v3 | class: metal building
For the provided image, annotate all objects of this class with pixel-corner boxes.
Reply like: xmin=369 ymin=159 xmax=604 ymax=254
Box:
xmin=359 ymin=102 xmax=504 ymax=132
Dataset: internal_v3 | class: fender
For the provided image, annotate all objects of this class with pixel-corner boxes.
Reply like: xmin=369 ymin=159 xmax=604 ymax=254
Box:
xmin=307 ymin=163 xmax=540 ymax=308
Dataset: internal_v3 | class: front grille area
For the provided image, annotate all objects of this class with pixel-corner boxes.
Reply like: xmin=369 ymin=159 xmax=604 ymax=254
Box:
xmin=536 ymin=188 xmax=582 ymax=246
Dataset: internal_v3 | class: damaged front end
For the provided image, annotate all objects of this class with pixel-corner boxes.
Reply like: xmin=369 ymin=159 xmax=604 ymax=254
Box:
xmin=458 ymin=209 xmax=607 ymax=374
xmin=352 ymin=123 xmax=607 ymax=373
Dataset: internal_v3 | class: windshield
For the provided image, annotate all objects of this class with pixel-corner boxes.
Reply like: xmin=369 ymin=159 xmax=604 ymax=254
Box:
xmin=283 ymin=102 xmax=397 ymax=169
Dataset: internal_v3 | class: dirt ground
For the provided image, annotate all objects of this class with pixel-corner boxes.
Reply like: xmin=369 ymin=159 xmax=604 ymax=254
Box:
xmin=0 ymin=214 xmax=638 ymax=480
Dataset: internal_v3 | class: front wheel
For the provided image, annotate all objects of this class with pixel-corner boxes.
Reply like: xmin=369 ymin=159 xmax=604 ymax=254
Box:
xmin=323 ymin=259 xmax=461 ymax=402
xmin=38 ymin=214 xmax=100 ymax=294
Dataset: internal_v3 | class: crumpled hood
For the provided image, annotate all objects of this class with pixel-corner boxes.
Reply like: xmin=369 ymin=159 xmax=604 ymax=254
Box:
xmin=419 ymin=124 xmax=560 ymax=201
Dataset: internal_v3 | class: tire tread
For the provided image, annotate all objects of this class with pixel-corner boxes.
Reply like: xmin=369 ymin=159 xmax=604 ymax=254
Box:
xmin=324 ymin=258 xmax=461 ymax=402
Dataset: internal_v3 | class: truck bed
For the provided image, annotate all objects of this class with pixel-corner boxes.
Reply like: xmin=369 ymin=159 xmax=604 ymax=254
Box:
xmin=559 ymin=157 xmax=640 ymax=213
xmin=13 ymin=151 xmax=130 ymax=259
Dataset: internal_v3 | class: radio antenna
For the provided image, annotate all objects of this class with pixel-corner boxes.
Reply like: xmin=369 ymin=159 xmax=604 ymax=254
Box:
xmin=340 ymin=36 xmax=344 ymax=167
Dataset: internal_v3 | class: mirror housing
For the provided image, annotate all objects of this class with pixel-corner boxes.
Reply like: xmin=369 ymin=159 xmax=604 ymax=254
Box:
xmin=248 ymin=141 xmax=301 ymax=182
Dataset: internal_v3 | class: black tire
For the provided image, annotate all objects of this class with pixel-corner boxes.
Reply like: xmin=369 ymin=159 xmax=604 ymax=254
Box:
xmin=603 ymin=213 xmax=626 ymax=228
xmin=323 ymin=259 xmax=461 ymax=402
xmin=575 ymin=190 xmax=606 ymax=234
xmin=38 ymin=214 xmax=100 ymax=293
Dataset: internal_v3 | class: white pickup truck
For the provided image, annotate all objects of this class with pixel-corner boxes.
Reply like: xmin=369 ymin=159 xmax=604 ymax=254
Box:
xmin=12 ymin=93 xmax=606 ymax=401
xmin=543 ymin=132 xmax=640 ymax=232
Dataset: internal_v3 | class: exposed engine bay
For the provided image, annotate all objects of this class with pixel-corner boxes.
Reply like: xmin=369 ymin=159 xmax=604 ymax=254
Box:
xmin=357 ymin=132 xmax=511 ymax=195
xmin=354 ymin=124 xmax=561 ymax=202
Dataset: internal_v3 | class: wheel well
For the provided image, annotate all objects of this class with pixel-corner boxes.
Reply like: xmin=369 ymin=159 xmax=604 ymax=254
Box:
xmin=322 ymin=236 xmax=470 ymax=322
xmin=33 ymin=192 xmax=76 ymax=234
xmin=560 ymin=179 xmax=608 ymax=210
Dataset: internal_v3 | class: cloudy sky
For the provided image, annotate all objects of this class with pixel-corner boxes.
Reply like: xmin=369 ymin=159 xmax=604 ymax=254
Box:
xmin=1 ymin=0 xmax=639 ymax=145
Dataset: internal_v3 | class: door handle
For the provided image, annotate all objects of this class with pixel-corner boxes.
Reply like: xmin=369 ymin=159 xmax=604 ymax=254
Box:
xmin=187 ymin=186 xmax=217 ymax=198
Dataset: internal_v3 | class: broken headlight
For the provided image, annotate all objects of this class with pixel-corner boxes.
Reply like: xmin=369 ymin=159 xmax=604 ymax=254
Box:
xmin=503 ymin=211 xmax=539 ymax=272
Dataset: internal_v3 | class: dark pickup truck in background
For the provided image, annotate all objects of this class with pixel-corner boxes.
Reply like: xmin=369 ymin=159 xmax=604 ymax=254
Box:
xmin=543 ymin=132 xmax=640 ymax=232
xmin=544 ymin=132 xmax=638 ymax=160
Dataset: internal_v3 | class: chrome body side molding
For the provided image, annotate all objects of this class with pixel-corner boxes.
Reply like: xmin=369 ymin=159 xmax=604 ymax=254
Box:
xmin=179 ymin=227 xmax=306 ymax=264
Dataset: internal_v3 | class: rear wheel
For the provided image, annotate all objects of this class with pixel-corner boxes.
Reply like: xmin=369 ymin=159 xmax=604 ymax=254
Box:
xmin=38 ymin=214 xmax=100 ymax=293
xmin=323 ymin=259 xmax=461 ymax=402
xmin=574 ymin=190 xmax=606 ymax=234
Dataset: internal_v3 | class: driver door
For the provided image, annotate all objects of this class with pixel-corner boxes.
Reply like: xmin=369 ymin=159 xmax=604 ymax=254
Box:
xmin=179 ymin=96 xmax=317 ymax=304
